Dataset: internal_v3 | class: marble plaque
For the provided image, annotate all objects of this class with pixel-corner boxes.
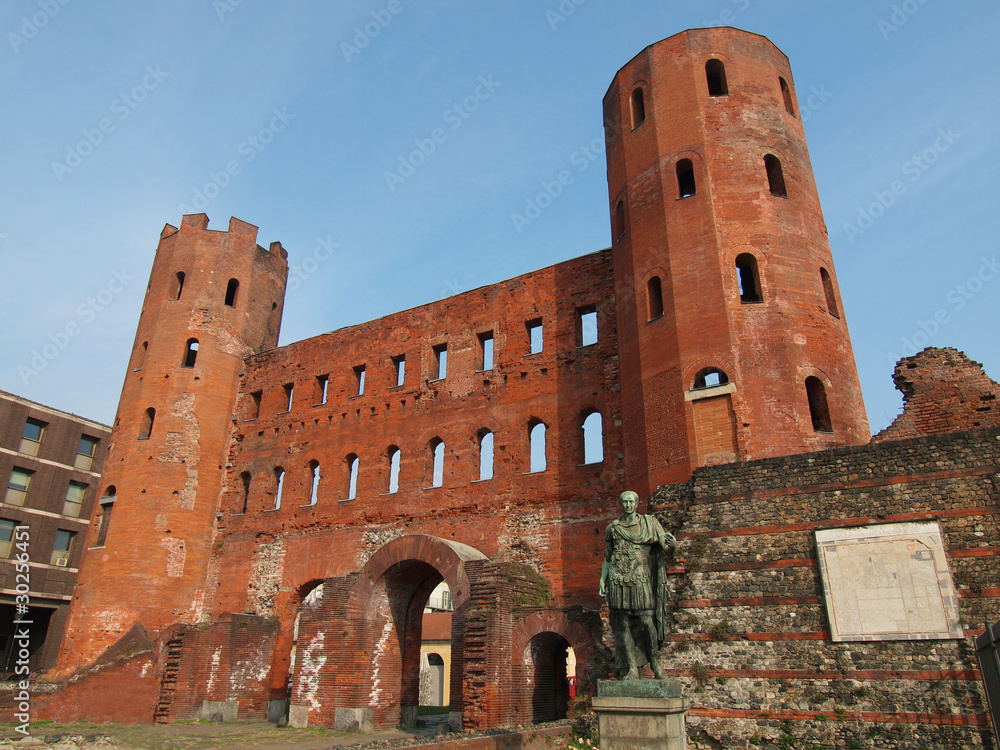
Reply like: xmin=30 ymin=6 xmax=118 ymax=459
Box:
xmin=815 ymin=522 xmax=963 ymax=642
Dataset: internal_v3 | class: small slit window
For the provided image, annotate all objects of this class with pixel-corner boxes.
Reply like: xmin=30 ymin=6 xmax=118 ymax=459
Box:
xmin=172 ymin=272 xmax=185 ymax=300
xmin=693 ymin=368 xmax=729 ymax=390
xmin=820 ymin=268 xmax=840 ymax=318
xmin=433 ymin=345 xmax=447 ymax=380
xmin=478 ymin=430 xmax=494 ymax=481
xmin=647 ymin=276 xmax=664 ymax=320
xmin=614 ymin=200 xmax=625 ymax=240
xmin=529 ymin=421 xmax=547 ymax=473
xmin=527 ymin=319 xmax=543 ymax=354
xmin=735 ymin=254 xmax=762 ymax=303
xmin=355 ymin=365 xmax=366 ymax=396
xmin=182 ymin=339 xmax=199 ymax=368
xmin=308 ymin=460 xmax=320 ymax=505
xmin=387 ymin=447 xmax=401 ymax=494
xmin=315 ymin=375 xmax=329 ymax=405
xmin=630 ymin=87 xmax=645 ymax=129
xmin=393 ymin=356 xmax=406 ymax=387
xmin=346 ymin=454 xmax=359 ymax=500
xmin=479 ymin=332 xmax=494 ymax=371
xmin=139 ymin=408 xmax=155 ymax=440
xmin=429 ymin=439 xmax=445 ymax=488
xmin=779 ymin=77 xmax=795 ymax=116
xmin=273 ymin=467 xmax=285 ymax=510
xmin=676 ymin=159 xmax=696 ymax=198
xmin=96 ymin=488 xmax=116 ymax=546
xmin=806 ymin=377 xmax=833 ymax=432
xmin=764 ymin=154 xmax=787 ymax=197
xmin=706 ymin=59 xmax=728 ymax=96
xmin=225 ymin=278 xmax=239 ymax=307
xmin=582 ymin=411 xmax=604 ymax=465
xmin=239 ymin=472 xmax=251 ymax=514
xmin=282 ymin=383 xmax=293 ymax=412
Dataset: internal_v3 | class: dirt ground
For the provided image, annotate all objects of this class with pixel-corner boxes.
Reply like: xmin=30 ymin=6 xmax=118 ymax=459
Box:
xmin=0 ymin=714 xmax=454 ymax=750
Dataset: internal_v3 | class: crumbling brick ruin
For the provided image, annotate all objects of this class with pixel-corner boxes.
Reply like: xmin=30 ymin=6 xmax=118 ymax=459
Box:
xmin=19 ymin=28 xmax=995 ymax=748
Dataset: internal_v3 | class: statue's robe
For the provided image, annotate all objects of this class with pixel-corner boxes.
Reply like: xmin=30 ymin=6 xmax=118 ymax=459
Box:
xmin=605 ymin=513 xmax=667 ymax=647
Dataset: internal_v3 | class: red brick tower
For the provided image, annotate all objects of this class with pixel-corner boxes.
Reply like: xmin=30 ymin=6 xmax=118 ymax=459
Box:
xmin=57 ymin=215 xmax=288 ymax=671
xmin=605 ymin=28 xmax=869 ymax=496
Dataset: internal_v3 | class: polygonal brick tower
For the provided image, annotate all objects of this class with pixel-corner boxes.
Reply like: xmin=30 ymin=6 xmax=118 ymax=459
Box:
xmin=605 ymin=28 xmax=869 ymax=497
xmin=57 ymin=215 xmax=288 ymax=672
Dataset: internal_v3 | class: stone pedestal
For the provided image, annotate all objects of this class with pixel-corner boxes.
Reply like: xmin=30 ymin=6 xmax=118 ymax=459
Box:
xmin=593 ymin=679 xmax=687 ymax=750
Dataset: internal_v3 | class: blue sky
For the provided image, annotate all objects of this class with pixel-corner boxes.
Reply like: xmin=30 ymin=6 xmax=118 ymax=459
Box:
xmin=1 ymin=0 xmax=997 ymax=434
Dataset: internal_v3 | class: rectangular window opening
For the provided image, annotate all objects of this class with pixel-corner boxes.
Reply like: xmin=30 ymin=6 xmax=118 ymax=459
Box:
xmin=527 ymin=319 xmax=543 ymax=355
xmin=20 ymin=418 xmax=46 ymax=456
xmin=433 ymin=345 xmax=448 ymax=380
xmin=0 ymin=519 xmax=16 ymax=558
xmin=479 ymin=332 xmax=494 ymax=371
xmin=248 ymin=390 xmax=262 ymax=420
xmin=282 ymin=383 xmax=294 ymax=413
xmin=579 ymin=308 xmax=598 ymax=347
xmin=315 ymin=375 xmax=329 ymax=405
xmin=75 ymin=435 xmax=99 ymax=470
xmin=50 ymin=529 xmax=75 ymax=566
xmin=63 ymin=481 xmax=87 ymax=518
xmin=5 ymin=468 xmax=32 ymax=507
xmin=354 ymin=365 xmax=366 ymax=396
xmin=393 ymin=356 xmax=406 ymax=387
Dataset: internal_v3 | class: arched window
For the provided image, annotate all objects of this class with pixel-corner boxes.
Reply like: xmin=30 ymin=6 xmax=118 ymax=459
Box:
xmin=529 ymin=421 xmax=547 ymax=473
xmin=630 ymin=87 xmax=645 ymax=129
xmin=387 ymin=447 xmax=401 ymax=494
xmin=346 ymin=454 xmax=359 ymax=500
xmin=273 ymin=467 xmax=285 ymax=510
xmin=582 ymin=411 xmax=604 ymax=465
xmin=182 ymin=338 xmax=199 ymax=368
xmin=225 ymin=278 xmax=239 ymax=307
xmin=676 ymin=159 xmax=696 ymax=198
xmin=135 ymin=341 xmax=147 ymax=370
xmin=96 ymin=486 xmax=117 ymax=547
xmin=805 ymin=377 xmax=832 ymax=432
xmin=705 ymin=59 xmax=728 ymax=96
xmin=138 ymin=408 xmax=155 ymax=440
xmin=693 ymin=368 xmax=729 ymax=390
xmin=429 ymin=439 xmax=445 ymax=488
xmin=172 ymin=271 xmax=185 ymax=300
xmin=779 ymin=77 xmax=795 ymax=115
xmin=308 ymin=460 xmax=320 ymax=505
xmin=478 ymin=430 xmax=494 ymax=481
xmin=820 ymin=268 xmax=840 ymax=318
xmin=764 ymin=154 xmax=787 ymax=197
xmin=614 ymin=200 xmax=625 ymax=240
xmin=735 ymin=254 xmax=762 ymax=303
xmin=647 ymin=276 xmax=664 ymax=320
xmin=239 ymin=472 xmax=251 ymax=514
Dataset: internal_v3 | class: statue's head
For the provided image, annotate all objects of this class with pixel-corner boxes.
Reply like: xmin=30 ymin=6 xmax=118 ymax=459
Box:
xmin=619 ymin=490 xmax=639 ymax=514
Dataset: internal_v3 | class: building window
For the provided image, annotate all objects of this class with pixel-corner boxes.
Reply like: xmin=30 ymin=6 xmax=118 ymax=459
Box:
xmin=393 ymin=355 xmax=406 ymax=387
xmin=779 ymin=77 xmax=795 ymax=116
xmin=20 ymin=418 xmax=45 ymax=456
xmin=529 ymin=421 xmax=547 ymax=473
xmin=806 ymin=377 xmax=833 ymax=432
xmin=308 ymin=460 xmax=320 ymax=505
xmin=706 ymin=59 xmax=728 ymax=96
xmin=282 ymin=383 xmax=294 ymax=412
xmin=735 ymin=253 xmax=763 ymax=303
xmin=676 ymin=159 xmax=696 ymax=198
xmin=429 ymin=439 xmax=445 ymax=488
xmin=182 ymin=338 xmax=199 ymax=368
xmin=0 ymin=519 xmax=17 ymax=558
xmin=433 ymin=345 xmax=448 ymax=380
xmin=387 ymin=447 xmax=401 ymax=494
xmin=5 ymin=469 xmax=32 ymax=507
xmin=478 ymin=429 xmax=494 ymax=481
xmin=51 ymin=529 xmax=75 ymax=566
xmin=647 ymin=276 xmax=664 ymax=320
xmin=63 ymin=481 xmax=87 ymax=518
xmin=224 ymin=278 xmax=240 ymax=307
xmin=630 ymin=87 xmax=645 ymax=129
xmin=135 ymin=341 xmax=148 ymax=370
xmin=172 ymin=271 xmax=186 ymax=300
xmin=354 ymin=365 xmax=366 ymax=396
xmin=247 ymin=391 xmax=262 ymax=421
xmin=315 ymin=375 xmax=329 ymax=405
xmin=238 ymin=473 xmax=251 ymax=514
xmin=578 ymin=307 xmax=598 ymax=347
xmin=273 ymin=467 xmax=285 ymax=510
xmin=479 ymin=332 xmax=494 ymax=371
xmin=614 ymin=200 xmax=625 ymax=240
xmin=764 ymin=154 xmax=787 ymax=197
xmin=820 ymin=268 xmax=840 ymax=318
xmin=693 ymin=367 xmax=729 ymax=389
xmin=139 ymin=408 xmax=155 ymax=440
xmin=527 ymin=319 xmax=543 ymax=354
xmin=75 ymin=435 xmax=100 ymax=470
xmin=95 ymin=490 xmax=115 ymax=546
xmin=582 ymin=411 xmax=604 ymax=465
xmin=346 ymin=454 xmax=360 ymax=500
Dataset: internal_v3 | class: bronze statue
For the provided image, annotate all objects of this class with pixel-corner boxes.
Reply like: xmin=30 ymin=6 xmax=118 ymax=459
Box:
xmin=599 ymin=490 xmax=675 ymax=680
